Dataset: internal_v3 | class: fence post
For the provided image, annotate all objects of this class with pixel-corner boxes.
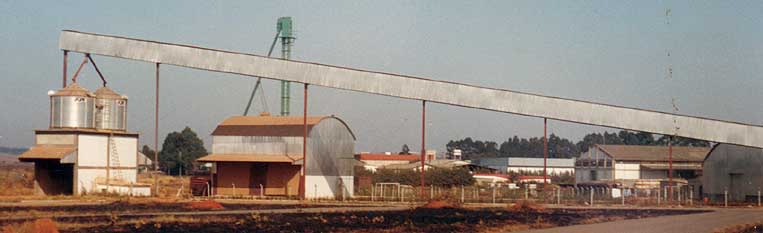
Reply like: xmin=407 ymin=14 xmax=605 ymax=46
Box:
xmin=621 ymin=188 xmax=625 ymax=206
xmin=657 ymin=188 xmax=661 ymax=206
xmin=492 ymin=186 xmax=496 ymax=204
xmin=557 ymin=188 xmax=561 ymax=205
xmin=758 ymin=188 xmax=761 ymax=207
xmin=232 ymin=183 xmax=236 ymax=197
xmin=461 ymin=185 xmax=465 ymax=203
xmin=689 ymin=188 xmax=693 ymax=206
xmin=430 ymin=185 xmax=434 ymax=200
xmin=589 ymin=189 xmax=594 ymax=206
xmin=678 ymin=186 xmax=682 ymax=205
xmin=371 ymin=184 xmax=375 ymax=202
xmin=524 ymin=186 xmax=529 ymax=200
xmin=724 ymin=189 xmax=729 ymax=207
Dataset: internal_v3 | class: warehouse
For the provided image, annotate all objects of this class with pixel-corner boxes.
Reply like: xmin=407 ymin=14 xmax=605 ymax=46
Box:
xmin=477 ymin=157 xmax=575 ymax=175
xmin=18 ymin=83 xmax=150 ymax=196
xmin=196 ymin=114 xmax=355 ymax=199
xmin=575 ymin=144 xmax=709 ymax=189
xmin=702 ymin=144 xmax=763 ymax=202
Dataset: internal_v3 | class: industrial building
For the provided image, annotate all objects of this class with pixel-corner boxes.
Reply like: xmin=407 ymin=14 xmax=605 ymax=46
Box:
xmin=702 ymin=144 xmax=763 ymax=202
xmin=18 ymin=83 xmax=149 ymax=196
xmin=477 ymin=157 xmax=575 ymax=175
xmin=355 ymin=152 xmax=420 ymax=172
xmin=196 ymin=114 xmax=355 ymax=199
xmin=575 ymin=144 xmax=709 ymax=189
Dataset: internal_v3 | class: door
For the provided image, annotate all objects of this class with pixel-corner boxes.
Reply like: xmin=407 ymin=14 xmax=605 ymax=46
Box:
xmin=250 ymin=163 xmax=268 ymax=196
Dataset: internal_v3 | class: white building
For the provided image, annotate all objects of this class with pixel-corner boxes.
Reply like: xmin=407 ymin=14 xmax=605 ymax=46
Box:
xmin=575 ymin=144 xmax=709 ymax=189
xmin=477 ymin=157 xmax=575 ymax=175
xmin=355 ymin=153 xmax=422 ymax=172
xmin=19 ymin=84 xmax=149 ymax=196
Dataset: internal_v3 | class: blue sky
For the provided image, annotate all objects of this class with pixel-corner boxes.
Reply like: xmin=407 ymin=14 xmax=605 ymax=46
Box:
xmin=1 ymin=1 xmax=761 ymax=154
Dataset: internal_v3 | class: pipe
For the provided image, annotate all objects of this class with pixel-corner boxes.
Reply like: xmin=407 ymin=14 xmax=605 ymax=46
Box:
xmin=63 ymin=50 xmax=68 ymax=87
xmin=71 ymin=57 xmax=89 ymax=83
xmin=86 ymin=54 xmax=108 ymax=87
xmin=154 ymin=63 xmax=160 ymax=197
xmin=668 ymin=136 xmax=673 ymax=202
xmin=301 ymin=83 xmax=308 ymax=199
xmin=543 ymin=118 xmax=548 ymax=184
xmin=420 ymin=100 xmax=426 ymax=197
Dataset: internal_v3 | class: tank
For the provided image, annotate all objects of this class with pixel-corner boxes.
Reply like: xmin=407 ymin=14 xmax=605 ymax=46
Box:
xmin=49 ymin=83 xmax=96 ymax=129
xmin=94 ymin=86 xmax=128 ymax=131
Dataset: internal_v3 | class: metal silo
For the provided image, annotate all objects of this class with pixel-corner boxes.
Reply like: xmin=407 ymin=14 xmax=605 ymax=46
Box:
xmin=94 ymin=86 xmax=127 ymax=131
xmin=49 ymin=83 xmax=96 ymax=129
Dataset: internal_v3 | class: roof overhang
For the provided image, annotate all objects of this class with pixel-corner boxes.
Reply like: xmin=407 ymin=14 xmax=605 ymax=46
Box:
xmin=18 ymin=146 xmax=77 ymax=163
xmin=196 ymin=154 xmax=301 ymax=164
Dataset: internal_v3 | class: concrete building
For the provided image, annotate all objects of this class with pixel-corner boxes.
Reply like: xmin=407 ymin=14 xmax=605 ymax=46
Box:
xmin=575 ymin=144 xmax=709 ymax=189
xmin=703 ymin=144 xmax=763 ymax=202
xmin=478 ymin=157 xmax=575 ymax=175
xmin=196 ymin=114 xmax=355 ymax=199
xmin=18 ymin=84 xmax=149 ymax=196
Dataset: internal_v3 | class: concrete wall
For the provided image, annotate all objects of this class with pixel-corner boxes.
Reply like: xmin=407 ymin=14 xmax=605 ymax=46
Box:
xmin=36 ymin=134 xmax=75 ymax=145
xmin=575 ymin=167 xmax=613 ymax=184
xmin=78 ymin=135 xmax=108 ymax=167
xmin=614 ymin=163 xmax=640 ymax=180
xmin=506 ymin=167 xmax=574 ymax=174
xmin=703 ymin=144 xmax=763 ymax=201
xmin=305 ymin=175 xmax=353 ymax=199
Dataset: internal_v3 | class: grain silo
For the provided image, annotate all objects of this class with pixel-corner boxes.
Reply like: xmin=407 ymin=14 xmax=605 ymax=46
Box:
xmin=19 ymin=83 xmax=149 ymax=196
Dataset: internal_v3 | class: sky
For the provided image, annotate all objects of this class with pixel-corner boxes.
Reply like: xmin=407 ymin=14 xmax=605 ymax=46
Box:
xmin=0 ymin=1 xmax=761 ymax=155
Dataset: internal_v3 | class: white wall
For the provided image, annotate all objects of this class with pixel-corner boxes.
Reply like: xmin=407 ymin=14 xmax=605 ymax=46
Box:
xmin=76 ymin=168 xmax=106 ymax=194
xmin=614 ymin=163 xmax=640 ymax=180
xmin=112 ymin=136 xmax=137 ymax=167
xmin=78 ymin=134 xmax=108 ymax=166
xmin=363 ymin=160 xmax=412 ymax=172
xmin=507 ymin=167 xmax=574 ymax=174
xmin=305 ymin=175 xmax=354 ymax=199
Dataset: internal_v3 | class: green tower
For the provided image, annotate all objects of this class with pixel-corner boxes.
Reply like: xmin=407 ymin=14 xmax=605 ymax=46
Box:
xmin=277 ymin=17 xmax=295 ymax=116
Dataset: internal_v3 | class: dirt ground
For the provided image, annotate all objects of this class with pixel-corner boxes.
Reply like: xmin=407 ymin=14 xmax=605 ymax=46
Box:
xmin=1 ymin=203 xmax=706 ymax=233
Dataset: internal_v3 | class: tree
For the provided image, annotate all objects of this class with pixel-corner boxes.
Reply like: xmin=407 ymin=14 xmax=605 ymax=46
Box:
xmin=159 ymin=127 xmax=208 ymax=176
xmin=141 ymin=145 xmax=156 ymax=162
xmin=399 ymin=144 xmax=411 ymax=155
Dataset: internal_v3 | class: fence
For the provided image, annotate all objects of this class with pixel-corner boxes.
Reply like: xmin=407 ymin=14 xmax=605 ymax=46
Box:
xmin=355 ymin=183 xmax=762 ymax=207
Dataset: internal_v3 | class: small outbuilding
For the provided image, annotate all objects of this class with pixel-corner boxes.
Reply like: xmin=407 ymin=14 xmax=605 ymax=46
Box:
xmin=702 ymin=144 xmax=763 ymax=202
xmin=196 ymin=114 xmax=355 ymax=199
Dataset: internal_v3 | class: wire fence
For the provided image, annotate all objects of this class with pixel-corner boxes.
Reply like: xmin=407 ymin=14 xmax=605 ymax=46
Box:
xmin=353 ymin=183 xmax=762 ymax=207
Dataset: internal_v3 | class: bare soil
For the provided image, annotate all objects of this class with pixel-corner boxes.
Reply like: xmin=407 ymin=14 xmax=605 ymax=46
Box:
xmin=39 ymin=207 xmax=706 ymax=233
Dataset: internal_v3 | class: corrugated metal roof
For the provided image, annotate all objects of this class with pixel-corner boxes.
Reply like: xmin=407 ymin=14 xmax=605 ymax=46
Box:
xmin=196 ymin=154 xmax=301 ymax=163
xmin=219 ymin=116 xmax=326 ymax=126
xmin=598 ymin=145 xmax=710 ymax=162
xmin=355 ymin=154 xmax=420 ymax=161
xmin=640 ymin=163 xmax=703 ymax=170
xmin=18 ymin=146 xmax=77 ymax=161
xmin=211 ymin=115 xmax=356 ymax=139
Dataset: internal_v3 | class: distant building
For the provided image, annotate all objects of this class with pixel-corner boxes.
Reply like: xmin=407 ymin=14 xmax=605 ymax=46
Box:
xmin=355 ymin=153 xmax=420 ymax=172
xmin=196 ymin=114 xmax=355 ymax=199
xmin=477 ymin=157 xmax=575 ymax=175
xmin=575 ymin=144 xmax=709 ymax=189
xmin=473 ymin=173 xmax=510 ymax=185
xmin=516 ymin=175 xmax=551 ymax=184
xmin=447 ymin=149 xmax=463 ymax=160
xmin=703 ymin=144 xmax=763 ymax=202
xmin=378 ymin=159 xmax=495 ymax=173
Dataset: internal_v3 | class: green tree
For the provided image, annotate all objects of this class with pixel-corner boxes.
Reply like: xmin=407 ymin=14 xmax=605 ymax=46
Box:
xmin=399 ymin=144 xmax=411 ymax=155
xmin=159 ymin=127 xmax=208 ymax=176
xmin=141 ymin=145 xmax=156 ymax=161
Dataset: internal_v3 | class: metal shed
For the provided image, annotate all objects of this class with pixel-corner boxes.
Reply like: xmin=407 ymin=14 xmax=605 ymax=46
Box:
xmin=702 ymin=144 xmax=763 ymax=202
xmin=197 ymin=114 xmax=355 ymax=199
